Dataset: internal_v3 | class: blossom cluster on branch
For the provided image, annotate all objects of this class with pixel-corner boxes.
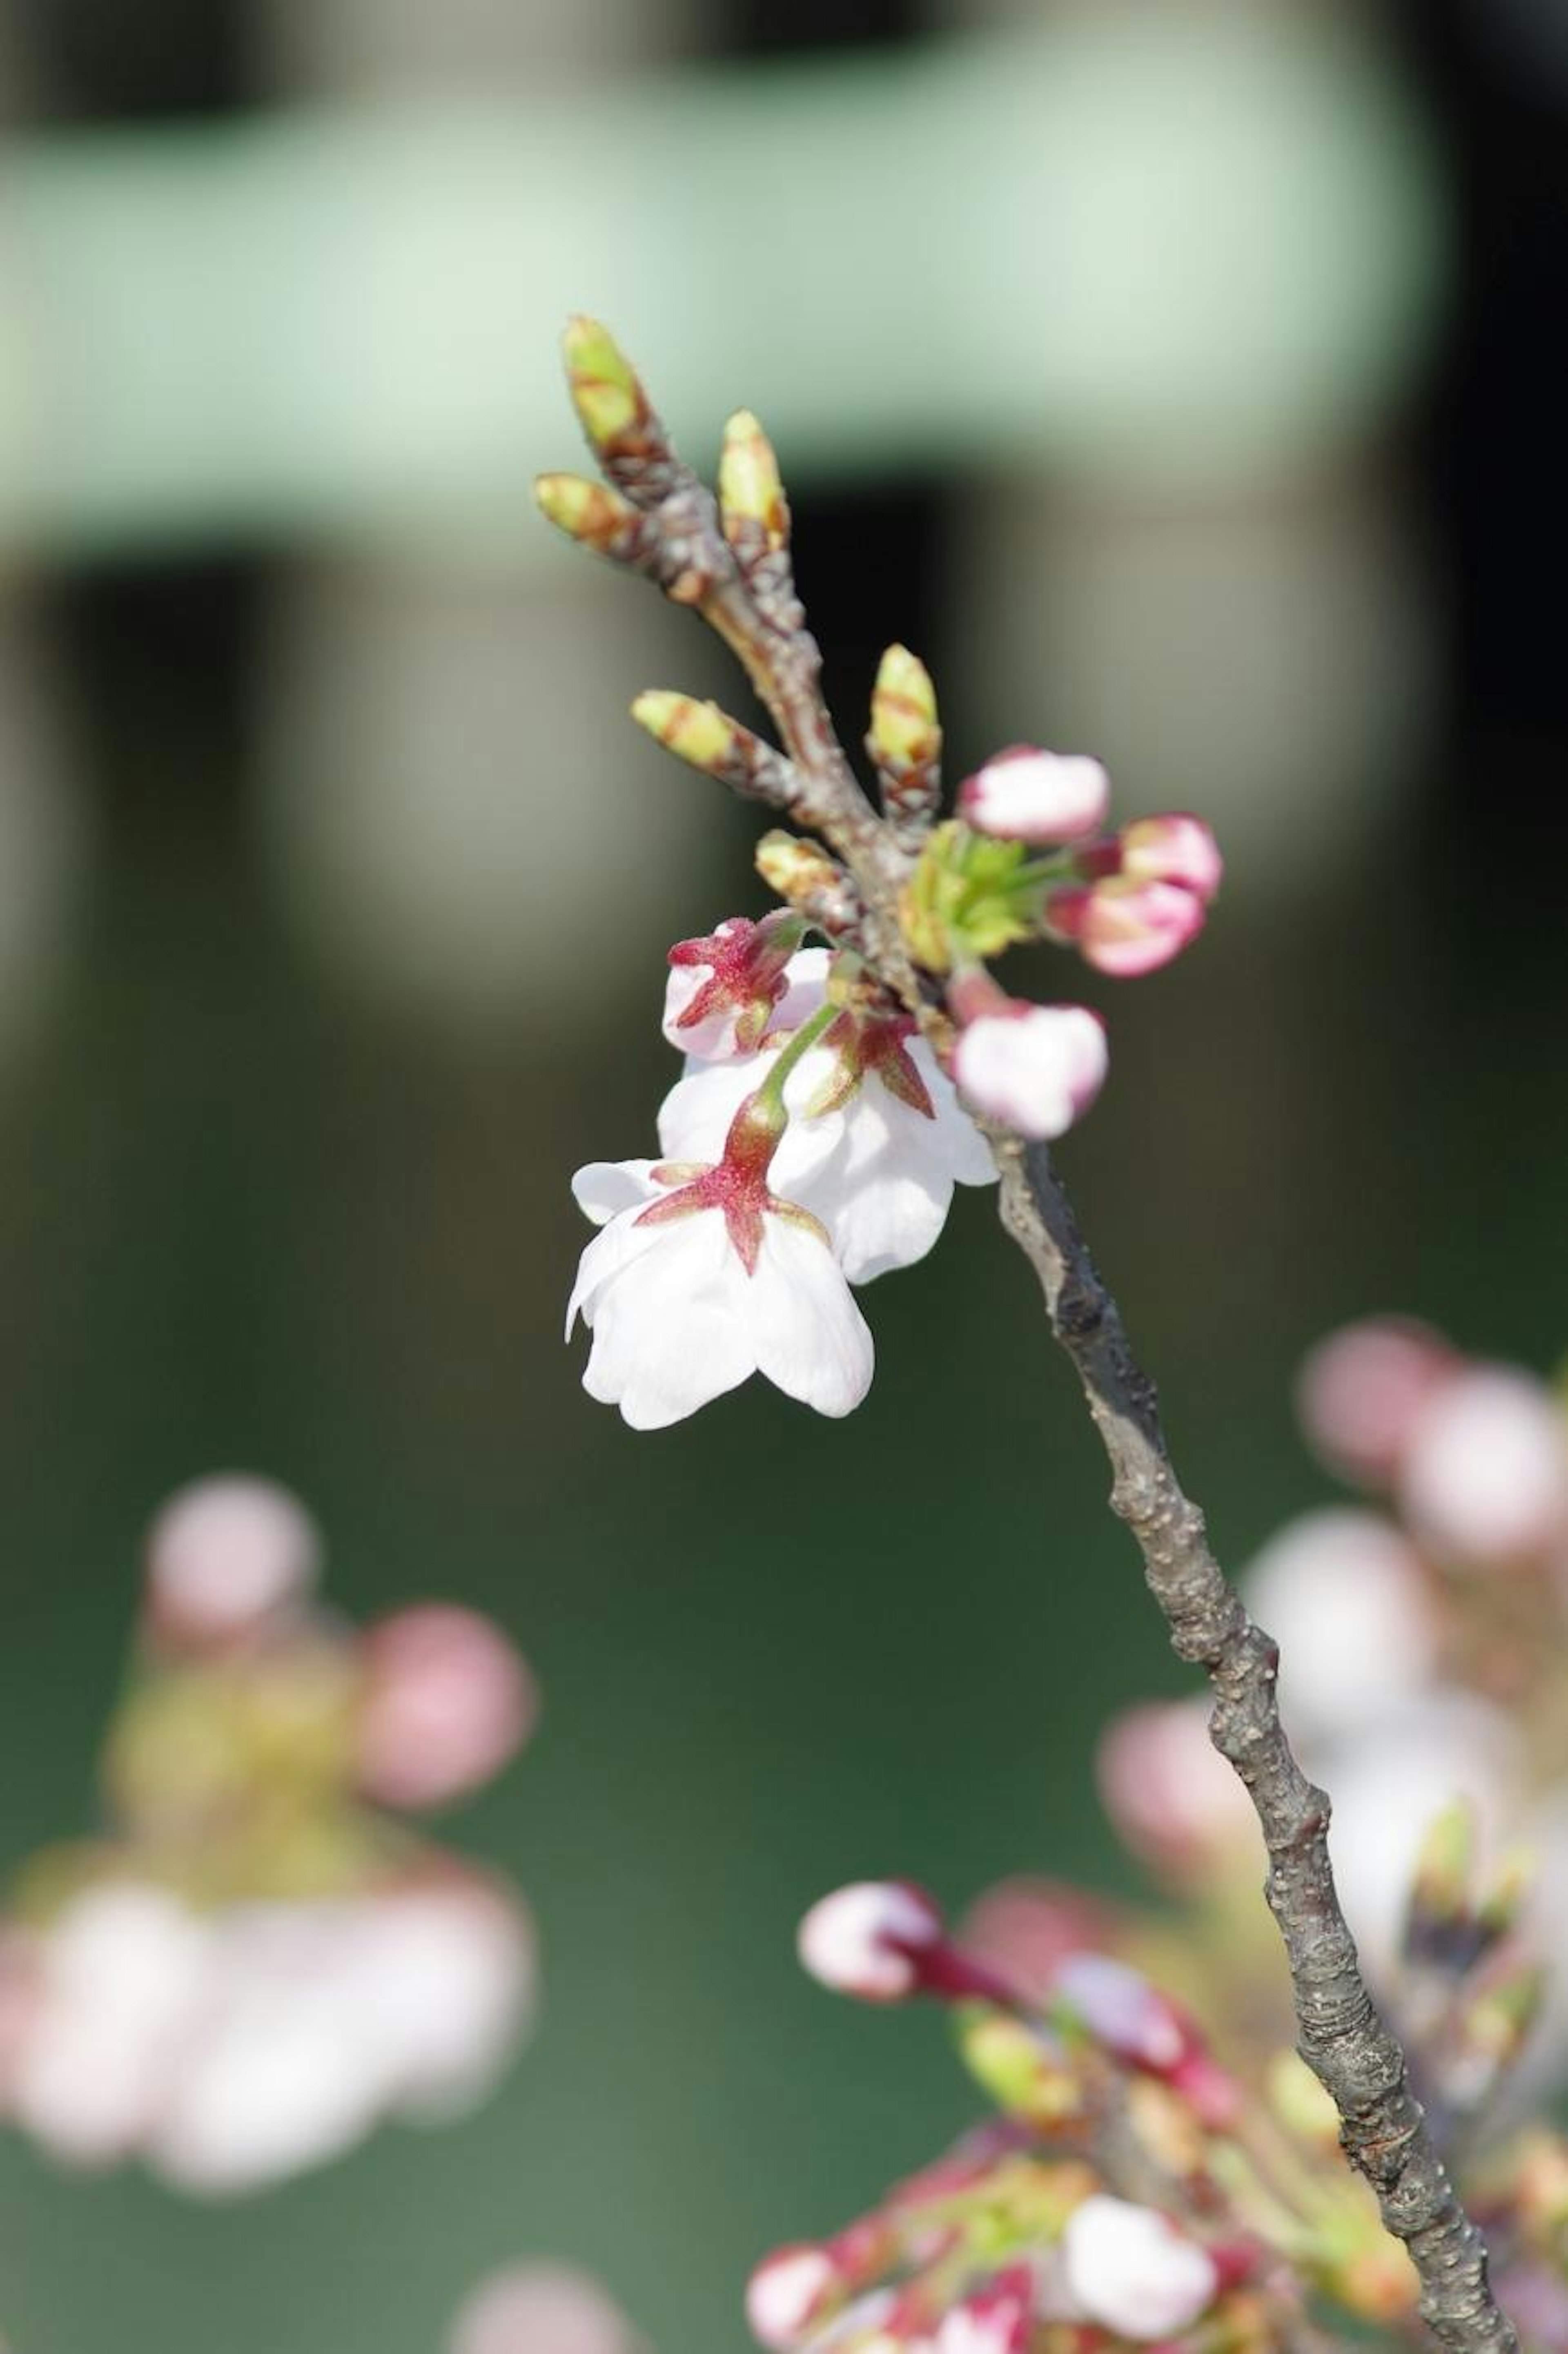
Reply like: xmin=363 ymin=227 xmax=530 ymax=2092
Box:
xmin=746 ymin=1320 xmax=1568 ymax=2352
xmin=544 ymin=319 xmax=1217 ymax=1431
xmin=537 ymin=318 xmax=1516 ymax=2354
xmin=0 ymin=1476 xmax=535 ymax=2192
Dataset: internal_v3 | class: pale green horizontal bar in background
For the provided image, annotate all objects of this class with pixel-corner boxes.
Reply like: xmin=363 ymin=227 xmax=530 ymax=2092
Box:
xmin=0 ymin=16 xmax=1446 ymax=562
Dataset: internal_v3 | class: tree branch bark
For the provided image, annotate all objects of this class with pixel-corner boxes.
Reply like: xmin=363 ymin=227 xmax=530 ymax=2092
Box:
xmin=569 ymin=367 xmax=1519 ymax=2350
xmin=991 ymin=1131 xmax=1516 ymax=2353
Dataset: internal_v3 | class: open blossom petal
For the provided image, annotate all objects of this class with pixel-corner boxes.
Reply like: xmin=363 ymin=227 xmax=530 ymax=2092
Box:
xmin=953 ymin=1006 xmax=1107 ymax=1141
xmin=659 ymin=1024 xmax=993 ymax=1285
xmin=568 ymin=1164 xmax=872 ymax=1427
xmin=571 ymin=1159 xmax=665 ymax=1229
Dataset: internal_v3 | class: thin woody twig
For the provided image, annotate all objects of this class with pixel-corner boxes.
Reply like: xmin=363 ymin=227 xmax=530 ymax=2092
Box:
xmin=548 ymin=336 xmax=1517 ymax=2352
xmin=675 ymin=520 xmax=1517 ymax=2354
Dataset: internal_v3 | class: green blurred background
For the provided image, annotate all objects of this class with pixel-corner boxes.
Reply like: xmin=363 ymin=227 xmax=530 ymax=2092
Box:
xmin=0 ymin=1 xmax=1565 ymax=2347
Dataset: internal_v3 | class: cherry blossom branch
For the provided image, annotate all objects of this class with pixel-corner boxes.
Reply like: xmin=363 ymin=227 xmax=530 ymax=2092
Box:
xmin=989 ymin=1142 xmax=1516 ymax=2354
xmin=538 ymin=320 xmax=1517 ymax=2352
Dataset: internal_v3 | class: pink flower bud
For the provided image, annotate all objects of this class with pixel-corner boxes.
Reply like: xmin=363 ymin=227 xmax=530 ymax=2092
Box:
xmin=796 ymin=1881 xmax=945 ymax=2002
xmin=144 ymin=1475 xmax=320 ymax=1652
xmin=448 ymin=2265 xmax=640 ymax=2354
xmin=1045 ymin=878 xmax=1205 ymax=979
xmin=1118 ymin=814 xmax=1223 ymax=904
xmin=1241 ymin=1509 xmax=1436 ymax=1743
xmin=1051 ymin=1955 xmax=1239 ymax=2126
xmin=1399 ymin=1367 xmax=1568 ymax=1570
xmin=957 ymin=747 xmax=1110 ymax=847
xmin=357 ymin=1605 xmax=537 ymax=1810
xmin=958 ymin=1877 xmax=1117 ymax=2004
xmin=935 ymin=2266 xmax=1035 ymax=2354
xmin=1060 ymin=2197 xmax=1219 ymax=2341
xmin=1295 ymin=1316 xmax=1460 ymax=1485
xmin=1095 ymin=1699 xmax=1257 ymax=1888
xmin=746 ymin=2247 xmax=839 ymax=2349
xmin=952 ymin=1003 xmax=1107 ymax=1141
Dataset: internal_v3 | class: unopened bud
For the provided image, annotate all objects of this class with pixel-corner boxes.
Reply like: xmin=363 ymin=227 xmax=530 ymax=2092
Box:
xmin=746 ymin=2246 xmax=839 ymax=2350
xmin=1044 ymin=878 xmax=1206 ymax=979
xmin=145 ymin=1475 xmax=320 ymax=1653
xmin=959 ymin=2010 xmax=1082 ymax=2127
xmin=1060 ymin=2197 xmax=1219 ymax=2343
xmin=1118 ymin=814 xmax=1223 ymax=904
xmin=952 ymin=1000 xmax=1107 ymax=1141
xmin=871 ymin=646 xmax=940 ymax=772
xmin=1265 ymin=2050 xmax=1341 ymax=2149
xmin=958 ymin=747 xmax=1109 ymax=849
xmin=1295 ymin=1316 xmax=1460 ymax=1487
xmin=720 ymin=410 xmax=790 ymax=557
xmin=632 ymin=692 xmax=739 ymax=775
xmin=1397 ymin=1366 xmax=1568 ymax=1571
xmin=797 ymin=1881 xmax=945 ymax=2002
xmin=1410 ymin=1799 xmax=1476 ymax=1937
xmin=754 ymin=832 xmax=861 ymax=936
xmin=561 ymin=316 xmax=648 ymax=455
xmin=934 ymin=2268 xmax=1034 ymax=2354
xmin=533 ymin=474 xmax=646 ymax=562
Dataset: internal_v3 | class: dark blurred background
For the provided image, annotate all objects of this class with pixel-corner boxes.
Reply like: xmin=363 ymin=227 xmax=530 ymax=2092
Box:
xmin=0 ymin=1 xmax=1564 ymax=2347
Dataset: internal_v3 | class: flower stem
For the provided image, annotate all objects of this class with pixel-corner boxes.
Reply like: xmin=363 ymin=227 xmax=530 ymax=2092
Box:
xmin=753 ymin=999 xmax=838 ymax=1116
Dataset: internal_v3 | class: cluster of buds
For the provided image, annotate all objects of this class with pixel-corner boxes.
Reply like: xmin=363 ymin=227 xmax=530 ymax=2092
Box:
xmin=0 ymin=1476 xmax=535 ymax=2192
xmin=751 ymin=1880 xmax=1420 ymax=2350
xmin=541 ymin=321 xmax=1221 ymax=1424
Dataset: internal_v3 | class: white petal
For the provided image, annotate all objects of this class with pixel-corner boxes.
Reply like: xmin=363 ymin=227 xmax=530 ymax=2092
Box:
xmin=771 ymin=947 xmax=831 ymax=1032
xmin=909 ymin=1042 xmax=998 ymax=1186
xmin=657 ymin=1059 xmax=758 ymax=1162
xmin=584 ymin=1213 xmax=759 ymax=1429
xmin=749 ymin=1217 xmax=873 ymax=1416
xmin=564 ymin=1194 xmax=670 ymax=1339
xmin=570 ymin=1158 xmax=664 ymax=1228
xmin=804 ymin=1137 xmax=951 ymax=1284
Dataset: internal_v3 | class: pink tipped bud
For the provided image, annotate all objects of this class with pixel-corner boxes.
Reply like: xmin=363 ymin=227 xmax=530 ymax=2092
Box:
xmin=144 ymin=1475 xmax=320 ymax=1652
xmin=953 ymin=1002 xmax=1107 ymax=1141
xmin=796 ymin=1881 xmax=945 ymax=2002
xmin=959 ymin=1877 xmax=1117 ymax=2004
xmin=958 ymin=747 xmax=1110 ymax=848
xmin=935 ymin=2267 xmax=1036 ymax=2354
xmin=664 ymin=914 xmax=804 ymax=1060
xmin=448 ymin=2264 xmax=640 ymax=2354
xmin=1061 ymin=2197 xmax=1220 ymax=2342
xmin=1096 ymin=1700 xmax=1257 ymax=1888
xmin=1045 ymin=878 xmax=1205 ymax=979
xmin=746 ymin=2247 xmax=840 ymax=2349
xmin=1118 ymin=814 xmax=1223 ymax=904
xmin=1052 ymin=1955 xmax=1241 ymax=2129
xmin=1398 ymin=1367 xmax=1568 ymax=1571
xmin=357 ymin=1605 xmax=537 ymax=1810
xmin=1296 ymin=1316 xmax=1461 ymax=1486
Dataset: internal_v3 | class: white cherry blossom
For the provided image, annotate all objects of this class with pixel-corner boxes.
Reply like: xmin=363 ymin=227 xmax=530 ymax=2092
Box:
xmin=568 ymin=1159 xmax=873 ymax=1429
xmin=659 ymin=952 xmax=995 ymax=1285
